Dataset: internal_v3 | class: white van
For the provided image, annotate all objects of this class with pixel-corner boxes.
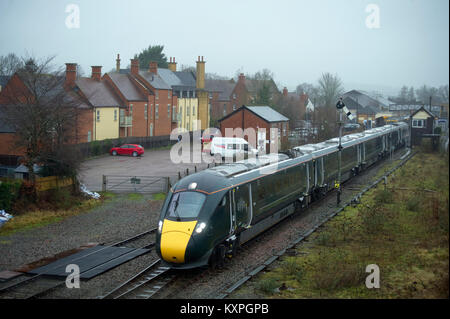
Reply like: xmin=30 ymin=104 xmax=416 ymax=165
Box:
xmin=210 ymin=137 xmax=258 ymax=160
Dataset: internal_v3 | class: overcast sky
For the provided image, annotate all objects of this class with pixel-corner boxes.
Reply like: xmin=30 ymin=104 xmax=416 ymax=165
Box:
xmin=0 ymin=0 xmax=448 ymax=96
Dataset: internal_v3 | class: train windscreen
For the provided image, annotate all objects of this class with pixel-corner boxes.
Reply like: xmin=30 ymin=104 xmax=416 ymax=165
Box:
xmin=166 ymin=192 xmax=206 ymax=220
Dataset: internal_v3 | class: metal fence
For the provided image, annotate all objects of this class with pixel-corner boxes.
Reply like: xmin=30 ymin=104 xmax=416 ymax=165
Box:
xmin=102 ymin=175 xmax=170 ymax=194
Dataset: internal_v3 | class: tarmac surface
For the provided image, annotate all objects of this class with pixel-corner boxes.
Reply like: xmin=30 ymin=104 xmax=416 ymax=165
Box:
xmin=79 ymin=146 xmax=211 ymax=192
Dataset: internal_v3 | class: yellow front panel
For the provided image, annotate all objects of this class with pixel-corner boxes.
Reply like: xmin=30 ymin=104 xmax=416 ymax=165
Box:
xmin=160 ymin=219 xmax=197 ymax=263
xmin=94 ymin=107 xmax=119 ymax=140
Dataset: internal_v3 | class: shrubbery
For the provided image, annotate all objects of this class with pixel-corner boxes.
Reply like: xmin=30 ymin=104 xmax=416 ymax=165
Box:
xmin=0 ymin=179 xmax=22 ymax=212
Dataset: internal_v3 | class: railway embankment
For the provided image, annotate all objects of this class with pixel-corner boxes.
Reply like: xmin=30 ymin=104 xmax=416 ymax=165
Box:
xmin=231 ymin=149 xmax=449 ymax=298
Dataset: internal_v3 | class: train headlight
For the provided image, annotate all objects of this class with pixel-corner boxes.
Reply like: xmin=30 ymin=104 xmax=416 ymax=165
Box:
xmin=158 ymin=220 xmax=163 ymax=233
xmin=195 ymin=222 xmax=207 ymax=234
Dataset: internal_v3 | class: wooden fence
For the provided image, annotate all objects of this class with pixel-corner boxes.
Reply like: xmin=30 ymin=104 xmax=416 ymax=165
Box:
xmin=35 ymin=176 xmax=74 ymax=192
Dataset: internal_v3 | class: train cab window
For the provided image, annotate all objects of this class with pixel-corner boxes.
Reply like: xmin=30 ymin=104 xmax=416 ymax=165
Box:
xmin=166 ymin=192 xmax=206 ymax=220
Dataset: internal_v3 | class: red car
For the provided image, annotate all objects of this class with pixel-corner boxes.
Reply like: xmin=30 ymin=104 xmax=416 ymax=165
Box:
xmin=110 ymin=144 xmax=144 ymax=157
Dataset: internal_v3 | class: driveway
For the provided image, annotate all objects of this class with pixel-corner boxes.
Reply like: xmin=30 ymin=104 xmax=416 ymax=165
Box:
xmin=79 ymin=146 xmax=211 ymax=191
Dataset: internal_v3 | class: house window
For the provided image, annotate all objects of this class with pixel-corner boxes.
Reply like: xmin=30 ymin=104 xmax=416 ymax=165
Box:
xmin=168 ymin=104 xmax=171 ymax=118
xmin=172 ymin=105 xmax=176 ymax=121
xmin=223 ymin=104 xmax=226 ymax=116
xmin=412 ymin=119 xmax=426 ymax=128
xmin=168 ymin=90 xmax=171 ymax=98
xmin=150 ymin=123 xmax=153 ymax=136
xmin=155 ymin=104 xmax=159 ymax=119
xmin=233 ymin=104 xmax=236 ymax=111
xmin=283 ymin=123 xmax=287 ymax=136
xmin=180 ymin=91 xmax=183 ymax=98
xmin=96 ymin=110 xmax=100 ymax=122
xmin=233 ymin=93 xmax=236 ymax=99
xmin=144 ymin=104 xmax=148 ymax=120
xmin=114 ymin=109 xmax=117 ymax=121
xmin=187 ymin=106 xmax=190 ymax=116
xmin=150 ymin=104 xmax=153 ymax=119
xmin=129 ymin=104 xmax=133 ymax=117
xmin=155 ymin=91 xmax=159 ymax=100
xmin=209 ymin=93 xmax=212 ymax=99
xmin=193 ymin=106 xmax=195 ymax=115
xmin=87 ymin=130 xmax=92 ymax=142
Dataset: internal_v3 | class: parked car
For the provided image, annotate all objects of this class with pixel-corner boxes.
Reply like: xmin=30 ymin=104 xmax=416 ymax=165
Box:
xmin=210 ymin=137 xmax=258 ymax=161
xmin=110 ymin=144 xmax=144 ymax=157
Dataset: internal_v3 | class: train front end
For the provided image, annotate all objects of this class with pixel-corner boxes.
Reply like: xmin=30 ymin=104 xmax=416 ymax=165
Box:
xmin=155 ymin=172 xmax=231 ymax=269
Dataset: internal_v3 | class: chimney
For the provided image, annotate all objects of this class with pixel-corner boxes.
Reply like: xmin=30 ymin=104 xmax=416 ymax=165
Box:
xmin=116 ymin=54 xmax=121 ymax=72
xmin=65 ymin=63 xmax=77 ymax=88
xmin=238 ymin=73 xmax=245 ymax=84
xmin=196 ymin=55 xmax=206 ymax=90
xmin=168 ymin=57 xmax=177 ymax=72
xmin=130 ymin=59 xmax=139 ymax=75
xmin=91 ymin=66 xmax=102 ymax=81
xmin=283 ymin=87 xmax=288 ymax=97
xmin=149 ymin=61 xmax=158 ymax=74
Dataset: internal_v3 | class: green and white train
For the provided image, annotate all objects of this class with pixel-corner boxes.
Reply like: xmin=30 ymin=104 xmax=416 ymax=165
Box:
xmin=155 ymin=122 xmax=409 ymax=269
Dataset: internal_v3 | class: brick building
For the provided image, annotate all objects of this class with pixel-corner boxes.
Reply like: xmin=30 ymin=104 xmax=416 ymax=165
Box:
xmin=219 ymin=105 xmax=289 ymax=153
xmin=410 ymin=106 xmax=436 ymax=145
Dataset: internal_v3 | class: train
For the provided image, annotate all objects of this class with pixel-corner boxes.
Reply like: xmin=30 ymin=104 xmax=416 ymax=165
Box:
xmin=155 ymin=122 xmax=410 ymax=269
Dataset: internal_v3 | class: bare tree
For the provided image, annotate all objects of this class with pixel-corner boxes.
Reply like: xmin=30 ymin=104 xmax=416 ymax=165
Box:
xmin=0 ymin=53 xmax=23 ymax=76
xmin=317 ymin=73 xmax=344 ymax=108
xmin=1 ymin=56 xmax=84 ymax=187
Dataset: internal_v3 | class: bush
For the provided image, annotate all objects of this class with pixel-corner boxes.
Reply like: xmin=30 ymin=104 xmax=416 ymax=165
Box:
xmin=374 ymin=189 xmax=394 ymax=204
xmin=406 ymin=195 xmax=421 ymax=212
xmin=256 ymin=277 xmax=278 ymax=295
xmin=360 ymin=205 xmax=386 ymax=236
xmin=0 ymin=179 xmax=22 ymax=212
xmin=90 ymin=141 xmax=101 ymax=156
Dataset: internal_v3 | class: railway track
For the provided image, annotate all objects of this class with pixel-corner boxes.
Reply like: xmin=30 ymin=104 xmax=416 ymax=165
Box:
xmin=0 ymin=228 xmax=157 ymax=299
xmin=99 ymin=259 xmax=174 ymax=299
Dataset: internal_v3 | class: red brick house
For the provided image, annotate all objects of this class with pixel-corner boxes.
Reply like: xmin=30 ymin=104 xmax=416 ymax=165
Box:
xmin=0 ymin=70 xmax=93 ymax=158
xmin=219 ymin=105 xmax=289 ymax=153
xmin=206 ymin=73 xmax=281 ymax=127
xmin=124 ymin=59 xmax=178 ymax=136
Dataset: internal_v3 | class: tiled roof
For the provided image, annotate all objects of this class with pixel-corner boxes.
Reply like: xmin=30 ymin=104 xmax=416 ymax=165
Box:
xmin=107 ymin=73 xmax=146 ymax=101
xmin=0 ymin=109 xmax=15 ymax=133
xmin=76 ymin=78 xmax=123 ymax=107
xmin=138 ymin=71 xmax=171 ymax=90
xmin=0 ymin=75 xmax=11 ymax=88
xmin=205 ymin=79 xmax=235 ymax=101
xmin=174 ymin=71 xmax=196 ymax=88
xmin=247 ymin=106 xmax=289 ymax=122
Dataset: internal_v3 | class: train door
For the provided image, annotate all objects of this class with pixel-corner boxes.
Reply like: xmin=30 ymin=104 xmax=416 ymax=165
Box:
xmin=313 ymin=160 xmax=318 ymax=187
xmin=357 ymin=144 xmax=361 ymax=165
xmin=232 ymin=184 xmax=252 ymax=230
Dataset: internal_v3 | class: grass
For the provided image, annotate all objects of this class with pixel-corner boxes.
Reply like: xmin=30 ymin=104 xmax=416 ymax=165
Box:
xmin=0 ymin=198 xmax=100 ymax=237
xmin=232 ymin=149 xmax=449 ymax=299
